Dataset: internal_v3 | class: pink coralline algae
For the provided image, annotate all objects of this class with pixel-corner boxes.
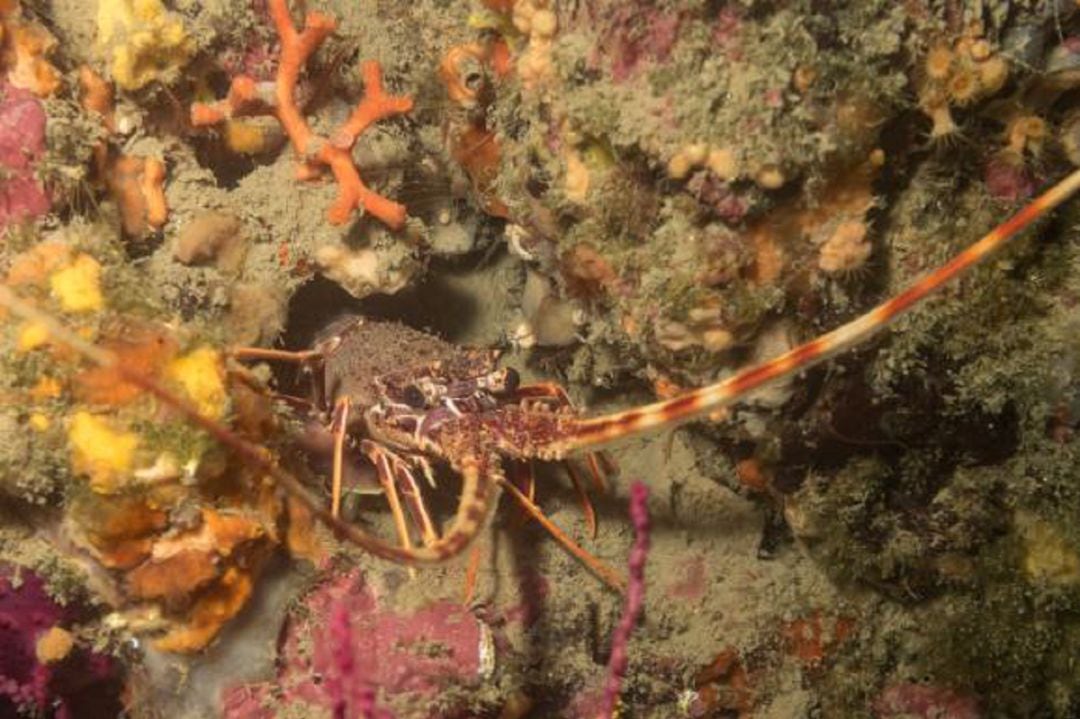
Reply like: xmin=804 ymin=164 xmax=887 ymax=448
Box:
xmin=0 ymin=564 xmax=122 ymax=719
xmin=0 ymin=82 xmax=49 ymax=229
xmin=687 ymin=172 xmax=750 ymax=224
xmin=322 ymin=601 xmax=394 ymax=719
xmin=984 ymin=156 xmax=1038 ymax=203
xmin=223 ymin=569 xmax=485 ymax=718
xmin=589 ymin=4 xmax=683 ymax=83
xmin=711 ymin=5 xmax=742 ymax=51
xmin=219 ymin=42 xmax=278 ymax=83
xmin=873 ymin=682 xmax=981 ymax=719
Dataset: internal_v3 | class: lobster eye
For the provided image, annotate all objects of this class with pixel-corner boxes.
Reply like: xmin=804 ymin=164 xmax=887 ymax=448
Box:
xmin=463 ymin=70 xmax=484 ymax=92
xmin=503 ymin=368 xmax=520 ymax=394
xmin=402 ymin=385 xmax=426 ymax=408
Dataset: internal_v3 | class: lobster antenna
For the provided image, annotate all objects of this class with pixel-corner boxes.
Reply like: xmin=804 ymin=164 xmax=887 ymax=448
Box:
xmin=564 ymin=168 xmax=1080 ymax=452
xmin=0 ymin=283 xmax=461 ymax=564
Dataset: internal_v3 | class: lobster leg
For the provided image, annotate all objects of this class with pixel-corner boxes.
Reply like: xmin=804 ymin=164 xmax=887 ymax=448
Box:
xmin=330 ymin=396 xmax=350 ymax=518
xmin=389 ymin=452 xmax=440 ymax=546
xmin=328 ymin=448 xmax=500 ymax=564
xmin=231 ymin=345 xmax=329 ymax=408
xmin=505 ymin=461 xmax=537 ymax=528
xmin=586 ymin=452 xmax=611 ymax=493
xmin=509 ymin=460 xmax=536 ymax=503
xmin=500 ymin=477 xmax=625 ymax=591
xmin=512 ymin=381 xmax=574 ymax=407
xmin=360 ymin=440 xmax=417 ymax=554
xmin=463 ymin=541 xmax=485 ymax=605
xmin=230 ymin=347 xmax=322 ymax=363
xmin=563 ymin=460 xmax=598 ymax=539
xmin=554 ymin=168 xmax=1080 ymax=456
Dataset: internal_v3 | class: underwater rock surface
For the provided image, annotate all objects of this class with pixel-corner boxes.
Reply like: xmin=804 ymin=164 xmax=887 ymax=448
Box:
xmin=2 ymin=0 xmax=1080 ymax=717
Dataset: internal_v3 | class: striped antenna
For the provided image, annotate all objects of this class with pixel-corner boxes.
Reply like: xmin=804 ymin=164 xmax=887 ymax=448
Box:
xmin=563 ymin=168 xmax=1080 ymax=452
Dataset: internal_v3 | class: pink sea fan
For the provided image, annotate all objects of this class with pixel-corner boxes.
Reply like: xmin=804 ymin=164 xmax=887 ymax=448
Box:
xmin=596 ymin=481 xmax=651 ymax=719
xmin=0 ymin=564 xmax=121 ymax=719
xmin=0 ymin=82 xmax=49 ymax=229
xmin=0 ymin=568 xmax=62 ymax=713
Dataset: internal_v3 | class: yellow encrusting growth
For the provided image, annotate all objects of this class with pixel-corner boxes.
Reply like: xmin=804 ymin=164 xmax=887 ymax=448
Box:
xmin=16 ymin=321 xmax=50 ymax=351
xmin=68 ymin=411 xmax=140 ymax=493
xmin=1018 ymin=512 xmax=1080 ymax=585
xmin=50 ymin=254 xmax=104 ymax=313
xmin=96 ymin=0 xmax=193 ymax=90
xmin=167 ymin=346 xmax=227 ymax=420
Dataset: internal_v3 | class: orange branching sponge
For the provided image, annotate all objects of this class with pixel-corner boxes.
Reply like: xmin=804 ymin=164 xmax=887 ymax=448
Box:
xmin=190 ymin=0 xmax=413 ymax=229
xmin=440 ymin=41 xmax=512 ymax=218
xmin=78 ymin=65 xmax=168 ymax=238
xmin=0 ymin=1 xmax=61 ymax=97
xmin=106 ymin=155 xmax=168 ymax=236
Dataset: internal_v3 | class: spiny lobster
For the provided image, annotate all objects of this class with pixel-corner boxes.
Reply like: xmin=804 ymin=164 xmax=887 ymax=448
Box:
xmin=3 ymin=168 xmax=1080 ymax=592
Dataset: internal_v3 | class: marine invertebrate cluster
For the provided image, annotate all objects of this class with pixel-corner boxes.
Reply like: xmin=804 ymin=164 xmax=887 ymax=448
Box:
xmin=667 ymin=143 xmax=741 ymax=183
xmin=442 ymin=0 xmax=915 ymax=400
xmin=191 ymin=0 xmax=413 ymax=228
xmin=917 ymin=28 xmax=1009 ymax=140
xmin=511 ymin=0 xmax=559 ymax=93
xmin=0 ymin=1 xmax=59 ymax=232
xmin=872 ymin=683 xmax=980 ymax=719
xmin=439 ymin=40 xmax=511 ymax=217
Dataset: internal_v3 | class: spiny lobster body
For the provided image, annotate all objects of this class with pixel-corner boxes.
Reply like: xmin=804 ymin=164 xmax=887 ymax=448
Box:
xmin=305 ymin=314 xmax=597 ymax=568
xmin=315 ymin=315 xmax=499 ymax=417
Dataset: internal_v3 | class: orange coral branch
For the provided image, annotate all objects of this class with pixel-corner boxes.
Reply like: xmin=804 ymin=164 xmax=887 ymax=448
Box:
xmin=191 ymin=0 xmax=413 ymax=228
xmin=333 ymin=60 xmax=414 ymax=146
xmin=190 ymin=76 xmax=263 ymax=125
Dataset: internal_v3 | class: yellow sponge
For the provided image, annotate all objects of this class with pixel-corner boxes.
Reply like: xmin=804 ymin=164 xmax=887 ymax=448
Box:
xmin=69 ymin=411 xmax=140 ymax=493
xmin=167 ymin=346 xmax=227 ymax=420
xmin=50 ymin=254 xmax=104 ymax=313
xmin=97 ymin=0 xmax=193 ymax=90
